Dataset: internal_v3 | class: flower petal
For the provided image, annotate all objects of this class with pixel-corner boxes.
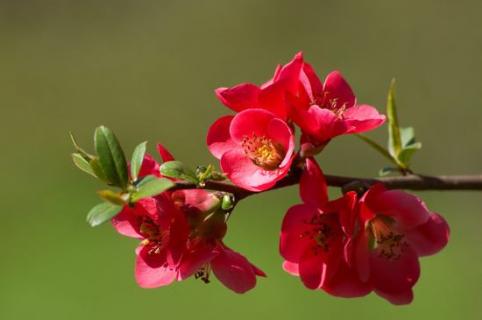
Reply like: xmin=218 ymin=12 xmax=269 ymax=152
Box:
xmin=369 ymin=188 xmax=430 ymax=229
xmin=300 ymin=63 xmax=323 ymax=101
xmin=137 ymin=154 xmax=161 ymax=178
xmin=229 ymin=108 xmax=277 ymax=144
xmin=215 ymin=84 xmax=261 ymax=112
xmin=299 ymin=158 xmax=328 ymax=208
xmin=135 ymin=245 xmax=176 ymax=288
xmin=406 ymin=213 xmax=450 ymax=256
xmin=211 ymin=247 xmax=258 ymax=294
xmin=206 ymin=115 xmax=237 ymax=159
xmin=178 ymin=243 xmax=218 ymax=280
xmin=156 ymin=144 xmax=175 ymax=162
xmin=111 ymin=206 xmax=142 ymax=239
xmin=370 ymin=245 xmax=420 ymax=294
xmin=221 ymin=148 xmax=285 ymax=191
xmin=322 ymin=263 xmax=372 ymax=298
xmin=323 ymin=71 xmax=356 ymax=109
xmin=282 ymin=261 xmax=299 ymax=276
xmin=305 ymin=105 xmax=348 ymax=142
xmin=299 ymin=249 xmax=325 ymax=289
xmin=280 ymin=204 xmax=317 ymax=262
xmin=343 ymin=104 xmax=386 ymax=134
xmin=375 ymin=289 xmax=414 ymax=305
xmin=266 ymin=118 xmax=295 ymax=168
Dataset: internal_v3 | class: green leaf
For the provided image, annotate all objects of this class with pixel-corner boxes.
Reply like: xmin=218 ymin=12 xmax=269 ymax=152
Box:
xmin=398 ymin=142 xmax=422 ymax=165
xmin=130 ymin=141 xmax=147 ymax=182
xmin=378 ymin=166 xmax=401 ymax=177
xmin=69 ymin=132 xmax=94 ymax=160
xmin=400 ymin=127 xmax=416 ymax=148
xmin=356 ymin=134 xmax=404 ymax=168
xmin=89 ymin=157 xmax=109 ymax=183
xmin=94 ymin=126 xmax=129 ymax=189
xmin=130 ymin=177 xmax=174 ymax=202
xmin=136 ymin=174 xmax=157 ymax=187
xmin=387 ymin=79 xmax=402 ymax=158
xmin=97 ymin=189 xmax=128 ymax=205
xmin=72 ymin=153 xmax=96 ymax=178
xmin=159 ymin=161 xmax=199 ymax=184
xmin=86 ymin=202 xmax=122 ymax=227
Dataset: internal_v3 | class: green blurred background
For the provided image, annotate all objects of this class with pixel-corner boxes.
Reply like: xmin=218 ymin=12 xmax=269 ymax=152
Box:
xmin=1 ymin=0 xmax=481 ymax=319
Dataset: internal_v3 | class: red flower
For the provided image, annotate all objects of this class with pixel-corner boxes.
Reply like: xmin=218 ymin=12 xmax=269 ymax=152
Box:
xmin=173 ymin=189 xmax=266 ymax=293
xmin=280 ymin=158 xmax=371 ymax=297
xmin=348 ymin=184 xmax=450 ymax=304
xmin=289 ymin=66 xmax=385 ymax=146
xmin=215 ymin=52 xmax=304 ymax=120
xmin=207 ymin=108 xmax=295 ymax=191
xmin=112 ymin=195 xmax=189 ymax=288
xmin=113 ymin=188 xmax=265 ymax=293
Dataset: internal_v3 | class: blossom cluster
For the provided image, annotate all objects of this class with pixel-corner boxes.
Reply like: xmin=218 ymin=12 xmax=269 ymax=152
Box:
xmin=75 ymin=52 xmax=450 ymax=305
xmin=204 ymin=52 xmax=449 ymax=304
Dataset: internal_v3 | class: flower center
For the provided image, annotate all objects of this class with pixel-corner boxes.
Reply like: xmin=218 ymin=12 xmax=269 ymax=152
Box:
xmin=242 ymin=134 xmax=285 ymax=170
xmin=301 ymin=213 xmax=340 ymax=254
xmin=369 ymin=216 xmax=408 ymax=260
xmin=314 ymin=92 xmax=347 ymax=119
xmin=139 ymin=217 xmax=167 ymax=255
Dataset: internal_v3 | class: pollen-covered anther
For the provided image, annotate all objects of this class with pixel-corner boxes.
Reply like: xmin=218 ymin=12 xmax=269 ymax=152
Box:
xmin=241 ymin=134 xmax=285 ymax=170
xmin=370 ymin=216 xmax=408 ymax=260
xmin=194 ymin=264 xmax=211 ymax=284
xmin=300 ymin=215 xmax=333 ymax=253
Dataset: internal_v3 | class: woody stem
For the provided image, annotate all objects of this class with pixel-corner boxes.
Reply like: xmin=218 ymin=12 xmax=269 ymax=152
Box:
xmin=171 ymin=169 xmax=482 ymax=200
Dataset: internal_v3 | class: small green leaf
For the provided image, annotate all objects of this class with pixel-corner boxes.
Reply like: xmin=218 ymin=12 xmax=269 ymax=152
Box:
xmin=97 ymin=189 xmax=128 ymax=205
xmin=86 ymin=202 xmax=122 ymax=227
xmin=89 ymin=157 xmax=109 ymax=183
xmin=398 ymin=142 xmax=422 ymax=165
xmin=387 ymin=79 xmax=402 ymax=158
xmin=378 ymin=166 xmax=401 ymax=177
xmin=130 ymin=141 xmax=147 ymax=182
xmin=135 ymin=174 xmax=157 ymax=188
xmin=69 ymin=132 xmax=94 ymax=160
xmin=72 ymin=153 xmax=97 ymax=178
xmin=400 ymin=127 xmax=416 ymax=148
xmin=159 ymin=161 xmax=199 ymax=184
xmin=130 ymin=177 xmax=174 ymax=202
xmin=94 ymin=126 xmax=129 ymax=189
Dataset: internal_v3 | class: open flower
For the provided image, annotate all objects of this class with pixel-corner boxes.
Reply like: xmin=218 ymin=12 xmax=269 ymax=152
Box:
xmin=348 ymin=184 xmax=450 ymax=304
xmin=113 ymin=188 xmax=265 ymax=293
xmin=173 ymin=189 xmax=266 ymax=293
xmin=207 ymin=108 xmax=295 ymax=191
xmin=215 ymin=52 xmax=303 ymax=120
xmin=280 ymin=158 xmax=371 ymax=297
xmin=112 ymin=195 xmax=189 ymax=288
xmin=289 ymin=66 xmax=385 ymax=146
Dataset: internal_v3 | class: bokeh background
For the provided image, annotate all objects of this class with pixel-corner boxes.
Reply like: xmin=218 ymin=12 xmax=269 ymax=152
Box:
xmin=1 ymin=1 xmax=481 ymax=319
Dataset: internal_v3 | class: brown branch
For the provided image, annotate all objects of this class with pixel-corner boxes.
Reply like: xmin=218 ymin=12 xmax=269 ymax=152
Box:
xmin=171 ymin=170 xmax=482 ymax=200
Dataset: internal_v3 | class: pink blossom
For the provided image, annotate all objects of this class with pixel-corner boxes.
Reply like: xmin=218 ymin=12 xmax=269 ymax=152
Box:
xmin=348 ymin=184 xmax=450 ymax=304
xmin=112 ymin=195 xmax=189 ymax=288
xmin=280 ymin=158 xmax=371 ymax=297
xmin=215 ymin=52 xmax=304 ymax=120
xmin=113 ymin=188 xmax=265 ymax=293
xmin=289 ymin=66 xmax=385 ymax=146
xmin=207 ymin=108 xmax=295 ymax=191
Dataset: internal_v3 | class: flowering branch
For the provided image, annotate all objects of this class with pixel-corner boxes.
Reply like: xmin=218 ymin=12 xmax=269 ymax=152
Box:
xmin=173 ymin=172 xmax=482 ymax=201
xmin=70 ymin=52 xmax=466 ymax=304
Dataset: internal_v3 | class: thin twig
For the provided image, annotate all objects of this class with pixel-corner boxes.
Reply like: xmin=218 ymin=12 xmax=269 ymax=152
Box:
xmin=171 ymin=171 xmax=482 ymax=200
